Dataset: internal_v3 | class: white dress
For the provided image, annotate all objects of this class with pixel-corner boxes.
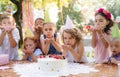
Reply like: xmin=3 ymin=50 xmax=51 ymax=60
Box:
xmin=0 ymin=28 xmax=20 ymax=60
xmin=67 ymin=45 xmax=88 ymax=63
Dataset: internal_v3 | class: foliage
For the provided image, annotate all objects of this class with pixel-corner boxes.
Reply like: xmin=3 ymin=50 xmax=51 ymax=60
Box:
xmin=106 ymin=0 xmax=120 ymax=18
xmin=106 ymin=0 xmax=120 ymax=28
xmin=0 ymin=0 xmax=15 ymax=13
xmin=57 ymin=0 xmax=83 ymax=30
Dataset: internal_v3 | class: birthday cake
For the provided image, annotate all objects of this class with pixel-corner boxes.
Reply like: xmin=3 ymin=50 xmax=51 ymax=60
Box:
xmin=38 ymin=55 xmax=68 ymax=74
xmin=0 ymin=54 xmax=9 ymax=66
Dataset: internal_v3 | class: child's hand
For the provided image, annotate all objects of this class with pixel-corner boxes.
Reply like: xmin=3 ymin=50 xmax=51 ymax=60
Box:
xmin=0 ymin=26 xmax=4 ymax=30
xmin=22 ymin=48 xmax=34 ymax=54
xmin=62 ymin=45 xmax=68 ymax=57
xmin=111 ymin=58 xmax=118 ymax=64
xmin=27 ymin=48 xmax=35 ymax=54
xmin=5 ymin=26 xmax=14 ymax=33
xmin=34 ymin=26 xmax=42 ymax=32
xmin=22 ymin=49 xmax=29 ymax=53
xmin=89 ymin=27 xmax=97 ymax=32
xmin=49 ymin=37 xmax=55 ymax=43
xmin=0 ymin=26 xmax=6 ymax=33
xmin=62 ymin=45 xmax=69 ymax=52
xmin=62 ymin=45 xmax=73 ymax=51
xmin=45 ymin=38 xmax=50 ymax=44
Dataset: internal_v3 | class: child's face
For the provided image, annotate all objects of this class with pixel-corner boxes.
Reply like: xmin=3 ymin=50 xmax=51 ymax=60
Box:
xmin=95 ymin=14 xmax=109 ymax=30
xmin=1 ymin=18 xmax=11 ymax=27
xmin=25 ymin=39 xmax=36 ymax=50
xmin=110 ymin=41 xmax=120 ymax=55
xmin=35 ymin=19 xmax=44 ymax=27
xmin=43 ymin=24 xmax=55 ymax=38
xmin=63 ymin=32 xmax=76 ymax=46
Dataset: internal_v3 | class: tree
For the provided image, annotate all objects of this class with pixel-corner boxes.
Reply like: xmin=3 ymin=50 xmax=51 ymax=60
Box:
xmin=57 ymin=0 xmax=83 ymax=30
xmin=10 ymin=0 xmax=23 ymax=48
xmin=106 ymin=0 xmax=120 ymax=28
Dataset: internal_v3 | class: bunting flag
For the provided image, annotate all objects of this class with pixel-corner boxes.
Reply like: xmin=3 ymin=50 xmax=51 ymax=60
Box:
xmin=22 ymin=0 xmax=34 ymax=37
xmin=112 ymin=23 xmax=120 ymax=38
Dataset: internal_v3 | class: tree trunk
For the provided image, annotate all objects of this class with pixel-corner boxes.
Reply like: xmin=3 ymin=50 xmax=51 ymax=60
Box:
xmin=10 ymin=0 xmax=23 ymax=48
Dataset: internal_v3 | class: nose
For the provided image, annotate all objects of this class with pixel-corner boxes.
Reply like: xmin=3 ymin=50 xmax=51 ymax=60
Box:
xmin=96 ymin=23 xmax=100 ymax=26
xmin=66 ymin=39 xmax=70 ymax=43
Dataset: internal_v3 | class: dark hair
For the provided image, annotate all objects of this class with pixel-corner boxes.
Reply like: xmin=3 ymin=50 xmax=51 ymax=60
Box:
xmin=95 ymin=13 xmax=114 ymax=35
xmin=35 ymin=18 xmax=44 ymax=25
xmin=111 ymin=37 xmax=120 ymax=43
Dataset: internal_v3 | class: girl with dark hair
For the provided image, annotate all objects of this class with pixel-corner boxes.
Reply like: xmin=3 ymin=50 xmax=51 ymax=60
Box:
xmin=90 ymin=8 xmax=114 ymax=63
xmin=33 ymin=18 xmax=44 ymax=50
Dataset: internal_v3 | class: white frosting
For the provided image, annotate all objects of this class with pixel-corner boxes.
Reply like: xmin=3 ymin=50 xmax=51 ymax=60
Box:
xmin=37 ymin=58 xmax=68 ymax=74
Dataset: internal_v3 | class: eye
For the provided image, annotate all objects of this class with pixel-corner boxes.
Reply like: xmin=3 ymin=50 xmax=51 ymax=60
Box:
xmin=29 ymin=44 xmax=32 ymax=46
xmin=69 ymin=37 xmax=73 ymax=40
xmin=115 ymin=44 xmax=118 ymax=48
xmin=45 ymin=28 xmax=47 ymax=31
xmin=25 ymin=44 xmax=28 ymax=47
xmin=49 ymin=28 xmax=52 ymax=31
xmin=110 ymin=45 xmax=113 ymax=48
xmin=64 ymin=37 xmax=67 ymax=40
xmin=99 ymin=20 xmax=103 ymax=22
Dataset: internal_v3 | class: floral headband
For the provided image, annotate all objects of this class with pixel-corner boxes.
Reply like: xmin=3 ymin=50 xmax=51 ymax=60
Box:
xmin=95 ymin=8 xmax=112 ymax=19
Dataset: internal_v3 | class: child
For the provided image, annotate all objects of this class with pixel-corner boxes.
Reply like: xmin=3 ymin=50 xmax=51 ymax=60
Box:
xmin=108 ymin=38 xmax=120 ymax=64
xmin=62 ymin=28 xmax=88 ymax=63
xmin=90 ymin=8 xmax=114 ymax=63
xmin=40 ymin=22 xmax=62 ymax=55
xmin=22 ymin=37 xmax=43 ymax=62
xmin=33 ymin=18 xmax=44 ymax=50
xmin=0 ymin=15 xmax=20 ymax=60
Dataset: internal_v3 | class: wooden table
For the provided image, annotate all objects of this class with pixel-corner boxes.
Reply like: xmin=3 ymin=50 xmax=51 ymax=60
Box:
xmin=0 ymin=61 xmax=119 ymax=77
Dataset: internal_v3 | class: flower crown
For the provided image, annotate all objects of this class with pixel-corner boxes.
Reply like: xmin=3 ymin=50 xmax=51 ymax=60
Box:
xmin=95 ymin=8 xmax=112 ymax=19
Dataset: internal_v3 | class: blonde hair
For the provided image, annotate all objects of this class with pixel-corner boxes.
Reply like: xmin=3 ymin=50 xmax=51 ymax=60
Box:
xmin=111 ymin=38 xmax=120 ymax=44
xmin=23 ymin=37 xmax=37 ymax=49
xmin=1 ymin=15 xmax=16 ymax=26
xmin=62 ymin=28 xmax=83 ymax=45
xmin=43 ymin=22 xmax=57 ymax=32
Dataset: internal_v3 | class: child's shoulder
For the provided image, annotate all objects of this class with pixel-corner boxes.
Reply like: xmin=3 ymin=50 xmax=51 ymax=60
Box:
xmin=35 ymin=48 xmax=42 ymax=51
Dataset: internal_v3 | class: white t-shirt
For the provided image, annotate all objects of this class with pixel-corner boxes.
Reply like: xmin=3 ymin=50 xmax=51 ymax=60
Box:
xmin=0 ymin=28 xmax=20 ymax=60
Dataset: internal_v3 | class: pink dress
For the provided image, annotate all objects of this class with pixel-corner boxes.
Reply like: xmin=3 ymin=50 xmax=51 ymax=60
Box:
xmin=94 ymin=33 xmax=111 ymax=63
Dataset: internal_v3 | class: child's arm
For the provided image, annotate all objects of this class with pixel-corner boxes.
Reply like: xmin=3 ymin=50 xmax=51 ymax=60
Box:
xmin=22 ymin=54 xmax=29 ymax=61
xmin=91 ymin=31 xmax=98 ymax=48
xmin=62 ymin=45 xmax=68 ymax=57
xmin=98 ymin=30 xmax=110 ymax=48
xmin=50 ymin=36 xmax=62 ymax=52
xmin=0 ymin=30 xmax=6 ymax=46
xmin=8 ymin=32 xmax=17 ymax=48
xmin=40 ymin=36 xmax=50 ymax=55
xmin=29 ymin=53 xmax=37 ymax=62
xmin=7 ymin=27 xmax=18 ymax=48
xmin=70 ymin=41 xmax=84 ymax=62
